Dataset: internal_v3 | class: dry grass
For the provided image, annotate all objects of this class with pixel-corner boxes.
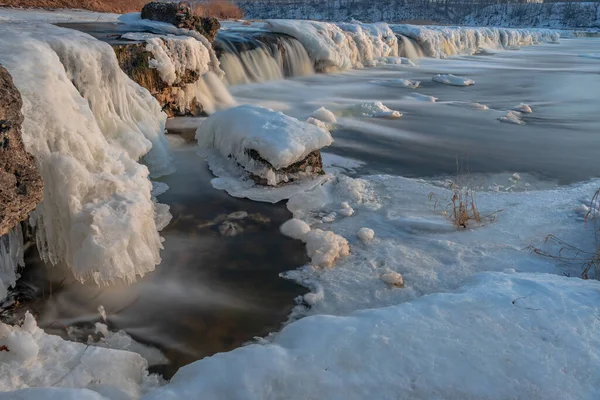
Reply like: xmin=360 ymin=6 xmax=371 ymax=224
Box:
xmin=192 ymin=0 xmax=243 ymax=19
xmin=529 ymin=188 xmax=600 ymax=280
xmin=429 ymin=159 xmax=499 ymax=229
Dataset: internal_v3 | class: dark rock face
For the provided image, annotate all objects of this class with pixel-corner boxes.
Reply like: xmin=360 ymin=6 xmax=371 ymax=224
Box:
xmin=113 ymin=43 xmax=204 ymax=117
xmin=141 ymin=1 xmax=221 ymax=42
xmin=245 ymin=149 xmax=325 ymax=186
xmin=0 ymin=65 xmax=43 ymax=237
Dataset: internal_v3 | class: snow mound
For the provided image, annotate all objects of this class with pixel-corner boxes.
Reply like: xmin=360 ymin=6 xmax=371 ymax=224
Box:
xmin=433 ymin=74 xmax=475 ymax=86
xmin=380 ymin=271 xmax=404 ymax=287
xmin=350 ymin=101 xmax=402 ymax=118
xmin=310 ymin=107 xmax=337 ymax=124
xmin=196 ymin=105 xmax=332 ymax=185
xmin=499 ymin=111 xmax=525 ymax=125
xmin=143 ymin=272 xmax=600 ymax=400
xmin=0 ymin=23 xmax=172 ymax=286
xmin=281 ymin=218 xmax=349 ymax=267
xmin=357 ymin=227 xmax=375 ymax=242
xmin=0 ymin=313 xmax=160 ymax=399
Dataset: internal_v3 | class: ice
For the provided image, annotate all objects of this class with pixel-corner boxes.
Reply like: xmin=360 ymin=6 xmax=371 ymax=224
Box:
xmin=357 ymin=227 xmax=375 ymax=242
xmin=280 ymin=218 xmax=312 ymax=240
xmin=380 ymin=271 xmax=404 ymax=287
xmin=339 ymin=202 xmax=355 ymax=217
xmin=349 ymin=101 xmax=403 ymax=118
xmin=143 ymin=272 xmax=600 ymax=400
xmin=580 ymin=53 xmax=600 ymax=60
xmin=0 ymin=224 xmax=24 ymax=300
xmin=499 ymin=111 xmax=525 ymax=125
xmin=0 ymin=313 xmax=159 ymax=399
xmin=406 ymin=93 xmax=438 ymax=102
xmin=336 ymin=21 xmax=398 ymax=64
xmin=196 ymin=105 xmax=332 ymax=185
xmin=306 ymin=117 xmax=330 ymax=130
xmin=432 ymin=74 xmax=475 ymax=86
xmin=391 ymin=25 xmax=560 ymax=58
xmin=517 ymin=103 xmax=533 ymax=113
xmin=374 ymin=78 xmax=420 ymax=88
xmin=310 ymin=107 xmax=337 ymax=124
xmin=0 ymin=24 xmax=172 ymax=285
xmin=445 ymin=101 xmax=489 ymax=110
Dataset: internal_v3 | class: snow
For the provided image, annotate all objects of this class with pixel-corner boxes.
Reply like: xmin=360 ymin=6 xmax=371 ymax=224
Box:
xmin=349 ymin=101 xmax=402 ymax=118
xmin=432 ymin=74 xmax=475 ymax=86
xmin=0 ymin=24 xmax=172 ymax=286
xmin=373 ymin=78 xmax=420 ymax=89
xmin=310 ymin=107 xmax=337 ymax=124
xmin=499 ymin=111 xmax=525 ymax=125
xmin=196 ymin=105 xmax=332 ymax=185
xmin=357 ymin=227 xmax=375 ymax=242
xmin=0 ymin=313 xmax=160 ymax=399
xmin=0 ymin=225 xmax=24 ymax=300
xmin=280 ymin=218 xmax=311 ymax=240
xmin=143 ymin=272 xmax=600 ymax=400
xmin=380 ymin=271 xmax=404 ymax=287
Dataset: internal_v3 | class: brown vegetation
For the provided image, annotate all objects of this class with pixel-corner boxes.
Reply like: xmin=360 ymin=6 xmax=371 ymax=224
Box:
xmin=193 ymin=0 xmax=243 ymax=20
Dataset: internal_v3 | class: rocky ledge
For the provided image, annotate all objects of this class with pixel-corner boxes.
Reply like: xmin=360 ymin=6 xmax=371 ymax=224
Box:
xmin=0 ymin=65 xmax=43 ymax=237
xmin=141 ymin=1 xmax=220 ymax=42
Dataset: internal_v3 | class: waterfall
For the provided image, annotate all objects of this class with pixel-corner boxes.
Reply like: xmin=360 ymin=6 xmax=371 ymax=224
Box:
xmin=215 ymin=32 xmax=313 ymax=86
xmin=397 ymin=34 xmax=424 ymax=60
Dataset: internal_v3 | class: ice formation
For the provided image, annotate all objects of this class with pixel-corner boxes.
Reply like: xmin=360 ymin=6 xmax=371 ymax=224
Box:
xmin=391 ymin=25 xmax=560 ymax=58
xmin=374 ymin=78 xmax=420 ymax=88
xmin=122 ymin=32 xmax=234 ymax=115
xmin=310 ymin=107 xmax=337 ymax=124
xmin=499 ymin=111 xmax=525 ymax=125
xmin=0 ymin=24 xmax=172 ymax=285
xmin=381 ymin=271 xmax=404 ymax=287
xmin=144 ymin=272 xmax=600 ymax=400
xmin=280 ymin=218 xmax=311 ymax=240
xmin=432 ymin=74 xmax=475 ymax=86
xmin=350 ymin=101 xmax=403 ymax=118
xmin=407 ymin=93 xmax=438 ymax=102
xmin=196 ymin=105 xmax=332 ymax=185
xmin=0 ymin=313 xmax=160 ymax=398
xmin=517 ymin=103 xmax=533 ymax=113
xmin=265 ymin=20 xmax=397 ymax=70
xmin=0 ymin=225 xmax=24 ymax=300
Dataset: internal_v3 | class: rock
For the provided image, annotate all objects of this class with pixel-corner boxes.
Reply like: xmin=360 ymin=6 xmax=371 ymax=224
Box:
xmin=0 ymin=65 xmax=43 ymax=237
xmin=141 ymin=1 xmax=221 ymax=42
xmin=245 ymin=149 xmax=325 ymax=186
xmin=113 ymin=43 xmax=204 ymax=117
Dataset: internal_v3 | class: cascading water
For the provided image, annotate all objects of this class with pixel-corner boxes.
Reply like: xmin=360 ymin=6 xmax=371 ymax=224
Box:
xmin=397 ymin=34 xmax=424 ymax=59
xmin=215 ymin=31 xmax=313 ymax=86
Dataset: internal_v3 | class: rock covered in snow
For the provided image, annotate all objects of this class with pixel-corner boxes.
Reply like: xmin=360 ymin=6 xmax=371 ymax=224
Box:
xmin=197 ymin=105 xmax=332 ymax=186
xmin=0 ymin=65 xmax=43 ymax=237
xmin=432 ymin=74 xmax=475 ymax=86
xmin=140 ymin=1 xmax=221 ymax=42
xmin=351 ymin=101 xmax=402 ymax=118
xmin=381 ymin=271 xmax=404 ymax=287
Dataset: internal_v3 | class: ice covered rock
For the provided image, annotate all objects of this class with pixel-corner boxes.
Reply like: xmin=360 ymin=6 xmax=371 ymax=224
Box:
xmin=357 ymin=227 xmax=375 ymax=242
xmin=140 ymin=1 xmax=221 ymax=42
xmin=339 ymin=202 xmax=354 ymax=217
xmin=310 ymin=107 xmax=337 ymax=124
xmin=432 ymin=74 xmax=475 ymax=86
xmin=350 ymin=101 xmax=402 ymax=118
xmin=517 ymin=103 xmax=533 ymax=113
xmin=280 ymin=218 xmax=311 ymax=240
xmin=381 ymin=271 xmax=404 ymax=287
xmin=0 ymin=65 xmax=43 ymax=237
xmin=197 ymin=105 xmax=332 ymax=186
xmin=374 ymin=78 xmax=420 ymax=88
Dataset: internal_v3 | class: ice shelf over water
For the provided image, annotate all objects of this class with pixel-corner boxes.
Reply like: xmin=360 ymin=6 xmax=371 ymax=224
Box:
xmin=0 ymin=23 xmax=172 ymax=286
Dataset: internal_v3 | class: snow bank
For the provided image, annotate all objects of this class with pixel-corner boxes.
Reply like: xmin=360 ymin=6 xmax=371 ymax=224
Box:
xmin=349 ymin=101 xmax=403 ymax=118
xmin=143 ymin=272 xmax=600 ymax=400
xmin=280 ymin=219 xmax=350 ymax=267
xmin=265 ymin=20 xmax=397 ymax=70
xmin=0 ymin=225 xmax=24 ymax=300
xmin=0 ymin=313 xmax=160 ymax=399
xmin=432 ymin=74 xmax=475 ymax=86
xmin=0 ymin=24 xmax=172 ymax=285
xmin=196 ymin=105 xmax=332 ymax=185
xmin=391 ymin=25 xmax=560 ymax=58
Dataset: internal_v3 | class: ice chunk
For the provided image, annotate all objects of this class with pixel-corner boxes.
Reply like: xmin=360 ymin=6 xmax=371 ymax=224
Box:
xmin=196 ymin=105 xmax=332 ymax=185
xmin=517 ymin=103 xmax=533 ymax=113
xmin=306 ymin=117 xmax=330 ymax=130
xmin=499 ymin=111 xmax=525 ymax=125
xmin=407 ymin=93 xmax=438 ymax=102
xmin=432 ymin=74 xmax=475 ymax=86
xmin=357 ymin=227 xmax=375 ymax=242
xmin=374 ymin=78 xmax=420 ymax=88
xmin=0 ymin=24 xmax=172 ymax=285
xmin=381 ymin=271 xmax=404 ymax=287
xmin=350 ymin=101 xmax=402 ymax=118
xmin=446 ymin=101 xmax=489 ymax=110
xmin=280 ymin=219 xmax=311 ymax=240
xmin=310 ymin=107 xmax=337 ymax=124
xmin=339 ymin=202 xmax=355 ymax=217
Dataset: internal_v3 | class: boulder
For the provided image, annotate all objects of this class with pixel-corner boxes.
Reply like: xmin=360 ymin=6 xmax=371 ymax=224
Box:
xmin=141 ymin=1 xmax=221 ymax=42
xmin=246 ymin=149 xmax=325 ymax=186
xmin=0 ymin=65 xmax=43 ymax=237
